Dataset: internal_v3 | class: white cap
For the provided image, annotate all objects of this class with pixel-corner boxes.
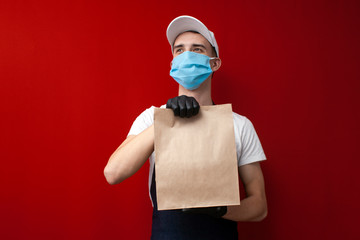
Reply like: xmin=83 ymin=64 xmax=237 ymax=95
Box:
xmin=166 ymin=15 xmax=219 ymax=57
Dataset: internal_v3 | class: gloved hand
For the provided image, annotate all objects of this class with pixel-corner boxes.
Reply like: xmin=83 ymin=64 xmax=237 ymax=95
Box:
xmin=166 ymin=95 xmax=200 ymax=118
xmin=182 ymin=206 xmax=227 ymax=218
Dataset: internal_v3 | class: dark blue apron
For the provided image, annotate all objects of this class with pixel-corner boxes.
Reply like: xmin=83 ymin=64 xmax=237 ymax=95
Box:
xmin=150 ymin=169 xmax=238 ymax=240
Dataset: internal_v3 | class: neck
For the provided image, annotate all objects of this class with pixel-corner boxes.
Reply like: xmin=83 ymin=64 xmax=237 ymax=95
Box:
xmin=178 ymin=77 xmax=213 ymax=106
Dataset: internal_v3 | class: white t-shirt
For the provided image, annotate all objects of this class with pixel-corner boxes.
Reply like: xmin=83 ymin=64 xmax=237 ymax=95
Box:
xmin=128 ymin=105 xmax=267 ymax=203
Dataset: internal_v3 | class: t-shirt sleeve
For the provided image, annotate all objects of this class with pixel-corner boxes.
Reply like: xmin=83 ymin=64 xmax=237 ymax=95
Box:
xmin=238 ymin=117 xmax=267 ymax=166
xmin=127 ymin=107 xmax=155 ymax=136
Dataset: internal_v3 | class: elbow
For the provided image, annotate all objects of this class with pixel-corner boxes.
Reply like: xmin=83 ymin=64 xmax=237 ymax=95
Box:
xmin=255 ymin=208 xmax=268 ymax=221
xmin=253 ymin=192 xmax=268 ymax=222
xmin=104 ymin=166 xmax=123 ymax=185
xmin=252 ymin=203 xmax=268 ymax=222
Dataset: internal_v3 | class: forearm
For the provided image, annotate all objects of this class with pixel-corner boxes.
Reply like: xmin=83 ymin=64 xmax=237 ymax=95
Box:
xmin=222 ymin=163 xmax=268 ymax=222
xmin=222 ymin=195 xmax=267 ymax=222
xmin=104 ymin=125 xmax=154 ymax=184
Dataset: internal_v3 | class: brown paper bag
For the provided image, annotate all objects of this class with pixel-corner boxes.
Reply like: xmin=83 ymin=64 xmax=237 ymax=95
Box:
xmin=154 ymin=104 xmax=240 ymax=210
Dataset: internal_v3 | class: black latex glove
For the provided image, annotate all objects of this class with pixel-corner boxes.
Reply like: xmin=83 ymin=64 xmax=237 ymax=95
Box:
xmin=182 ymin=206 xmax=227 ymax=218
xmin=166 ymin=95 xmax=200 ymax=118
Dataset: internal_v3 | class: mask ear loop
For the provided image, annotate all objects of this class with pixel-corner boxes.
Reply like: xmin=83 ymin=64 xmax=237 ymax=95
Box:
xmin=209 ymin=57 xmax=218 ymax=68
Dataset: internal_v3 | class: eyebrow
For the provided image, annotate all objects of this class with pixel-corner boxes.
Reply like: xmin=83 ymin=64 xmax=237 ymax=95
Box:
xmin=173 ymin=44 xmax=207 ymax=49
xmin=191 ymin=44 xmax=206 ymax=48
xmin=173 ymin=44 xmax=184 ymax=49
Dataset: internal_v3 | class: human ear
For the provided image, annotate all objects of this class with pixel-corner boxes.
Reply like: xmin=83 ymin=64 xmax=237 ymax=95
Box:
xmin=211 ymin=58 xmax=222 ymax=72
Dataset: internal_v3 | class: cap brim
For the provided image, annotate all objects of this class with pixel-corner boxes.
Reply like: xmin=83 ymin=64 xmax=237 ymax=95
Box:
xmin=166 ymin=15 xmax=213 ymax=49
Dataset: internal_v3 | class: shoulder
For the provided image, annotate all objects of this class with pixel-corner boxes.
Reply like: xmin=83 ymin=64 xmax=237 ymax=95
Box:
xmin=136 ymin=104 xmax=166 ymax=118
xmin=128 ymin=105 xmax=165 ymax=136
xmin=132 ymin=104 xmax=167 ymax=125
xmin=232 ymin=111 xmax=247 ymax=123
xmin=232 ymin=111 xmax=267 ymax=165
xmin=232 ymin=112 xmax=253 ymax=131
xmin=232 ymin=111 xmax=260 ymax=144
xmin=139 ymin=105 xmax=156 ymax=117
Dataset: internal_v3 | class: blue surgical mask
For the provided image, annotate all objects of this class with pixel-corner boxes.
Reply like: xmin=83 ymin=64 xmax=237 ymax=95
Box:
xmin=170 ymin=51 xmax=215 ymax=90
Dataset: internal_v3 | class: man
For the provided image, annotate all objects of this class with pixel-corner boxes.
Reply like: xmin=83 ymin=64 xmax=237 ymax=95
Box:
xmin=104 ymin=16 xmax=267 ymax=239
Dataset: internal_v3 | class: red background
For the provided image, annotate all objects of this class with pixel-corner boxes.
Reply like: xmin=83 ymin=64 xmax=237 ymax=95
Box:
xmin=1 ymin=0 xmax=359 ymax=239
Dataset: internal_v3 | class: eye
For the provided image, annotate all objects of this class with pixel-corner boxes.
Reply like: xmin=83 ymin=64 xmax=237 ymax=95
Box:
xmin=175 ymin=48 xmax=183 ymax=53
xmin=193 ymin=48 xmax=202 ymax=52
